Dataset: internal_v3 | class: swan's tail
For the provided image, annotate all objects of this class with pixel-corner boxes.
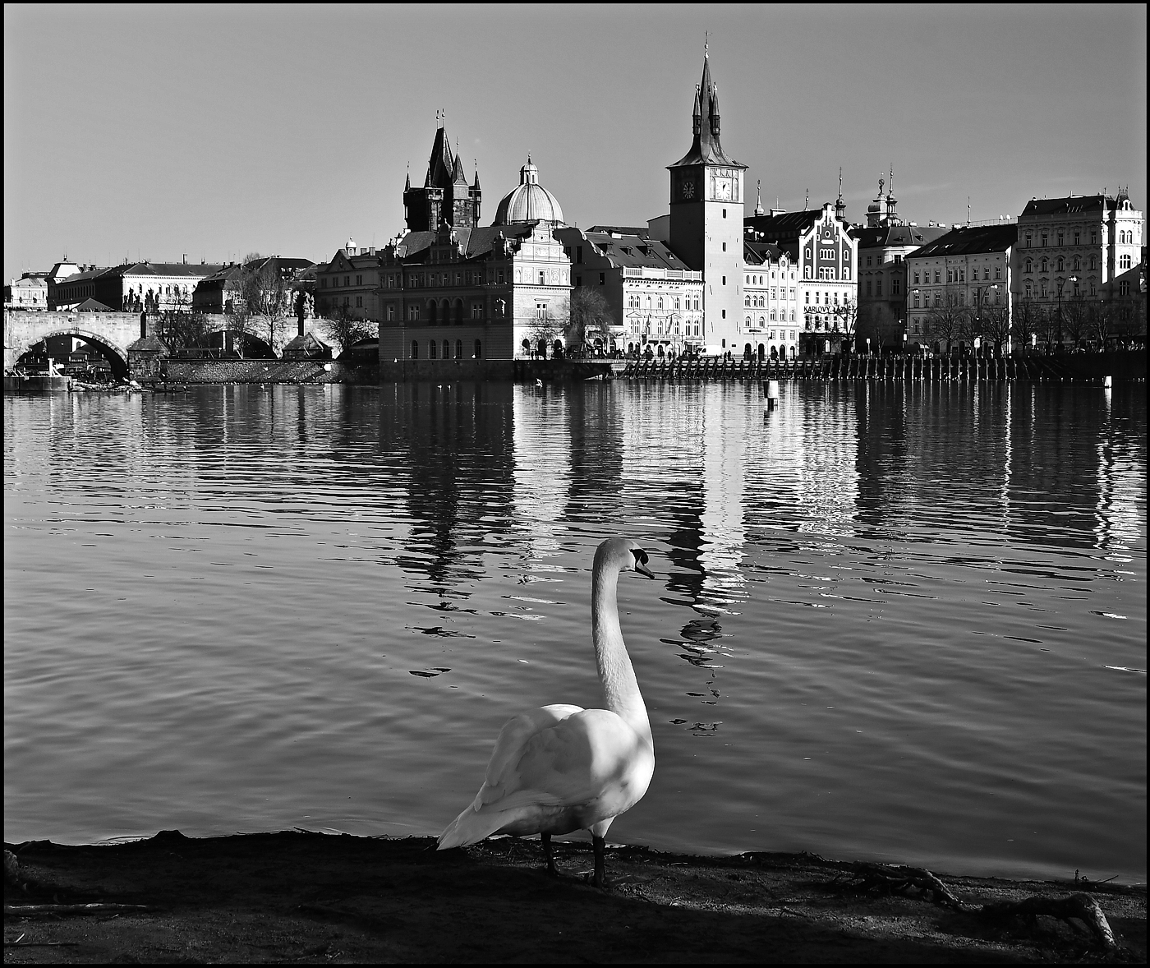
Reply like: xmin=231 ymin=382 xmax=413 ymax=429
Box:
xmin=437 ymin=803 xmax=508 ymax=850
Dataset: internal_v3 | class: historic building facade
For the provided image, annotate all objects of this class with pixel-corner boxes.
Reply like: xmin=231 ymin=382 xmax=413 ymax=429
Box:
xmin=744 ymin=201 xmax=858 ymax=354
xmin=555 ymin=225 xmax=703 ymax=356
xmin=741 ymin=241 xmax=800 ymax=359
xmin=1012 ymin=191 xmax=1143 ymax=343
xmin=905 ymin=223 xmax=1016 ymax=352
xmin=852 ymin=175 xmax=948 ymax=349
xmin=321 ymin=126 xmax=573 ymax=363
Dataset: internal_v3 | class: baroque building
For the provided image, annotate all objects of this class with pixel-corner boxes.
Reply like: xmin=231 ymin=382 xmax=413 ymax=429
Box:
xmin=317 ymin=126 xmax=573 ymax=363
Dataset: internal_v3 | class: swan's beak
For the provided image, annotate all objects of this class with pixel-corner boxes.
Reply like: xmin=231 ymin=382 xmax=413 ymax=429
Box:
xmin=634 ymin=559 xmax=654 ymax=579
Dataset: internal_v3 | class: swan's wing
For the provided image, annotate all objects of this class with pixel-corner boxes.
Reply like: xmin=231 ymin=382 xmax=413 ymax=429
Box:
xmin=479 ymin=707 xmax=647 ymax=811
xmin=480 ymin=704 xmax=583 ymax=799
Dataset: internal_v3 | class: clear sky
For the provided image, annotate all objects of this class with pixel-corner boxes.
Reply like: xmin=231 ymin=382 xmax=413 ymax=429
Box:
xmin=4 ymin=3 xmax=1146 ymax=282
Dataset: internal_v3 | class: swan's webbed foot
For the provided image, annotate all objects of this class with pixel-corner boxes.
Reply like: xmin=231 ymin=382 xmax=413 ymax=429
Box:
xmin=541 ymin=832 xmax=559 ymax=877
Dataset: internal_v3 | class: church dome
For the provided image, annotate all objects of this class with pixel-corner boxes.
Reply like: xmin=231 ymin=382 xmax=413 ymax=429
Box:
xmin=492 ymin=157 xmax=564 ymax=225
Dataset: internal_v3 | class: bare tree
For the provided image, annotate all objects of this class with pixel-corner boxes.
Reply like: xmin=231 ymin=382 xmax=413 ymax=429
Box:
xmin=320 ymin=305 xmax=375 ymax=356
xmin=978 ymin=303 xmax=1011 ymax=354
xmin=922 ymin=286 xmax=968 ymax=353
xmin=1061 ymin=294 xmax=1090 ymax=348
xmin=526 ymin=315 xmax=563 ymax=358
xmin=564 ymin=288 xmax=615 ymax=354
xmin=1012 ymin=298 xmax=1042 ymax=351
xmin=830 ymin=298 xmax=860 ymax=351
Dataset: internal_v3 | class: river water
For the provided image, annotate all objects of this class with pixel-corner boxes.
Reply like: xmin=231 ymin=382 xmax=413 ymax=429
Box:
xmin=4 ymin=380 xmax=1146 ymax=883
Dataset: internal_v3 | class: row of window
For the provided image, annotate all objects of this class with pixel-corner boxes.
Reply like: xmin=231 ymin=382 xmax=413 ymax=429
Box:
xmin=626 ymin=294 xmax=700 ymax=311
xmin=744 ymin=290 xmax=796 ymax=307
xmin=804 ymin=290 xmax=851 ymax=306
xmin=410 ymin=339 xmax=482 ymax=360
xmin=911 ymin=266 xmax=1004 ymax=285
xmin=1023 ymin=256 xmax=1098 ymax=274
xmin=744 ymin=272 xmax=795 ymax=285
xmin=912 ymin=290 xmax=1004 ymax=308
xmin=1024 ymin=231 xmax=1098 ymax=247
xmin=745 ymin=314 xmax=797 ymax=326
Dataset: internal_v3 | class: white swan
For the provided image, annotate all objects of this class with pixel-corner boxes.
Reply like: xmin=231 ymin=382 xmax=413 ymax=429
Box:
xmin=437 ymin=537 xmax=655 ymax=887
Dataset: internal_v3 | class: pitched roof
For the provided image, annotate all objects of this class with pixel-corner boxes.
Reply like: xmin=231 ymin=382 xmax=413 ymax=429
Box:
xmin=580 ymin=232 xmax=692 ymax=270
xmin=1020 ymin=194 xmax=1115 ymax=218
xmin=75 ymin=297 xmax=116 ymax=312
xmin=852 ymin=223 xmax=949 ymax=248
xmin=743 ymin=240 xmax=789 ymax=265
xmin=910 ymin=223 xmax=1018 ymax=258
xmin=118 ymin=262 xmax=225 ymax=278
xmin=743 ymin=210 xmax=821 ymax=239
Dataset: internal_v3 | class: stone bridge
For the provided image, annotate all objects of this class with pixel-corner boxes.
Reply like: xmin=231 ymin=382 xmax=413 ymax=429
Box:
xmin=3 ymin=310 xmax=291 ymax=378
xmin=4 ymin=310 xmax=151 ymax=377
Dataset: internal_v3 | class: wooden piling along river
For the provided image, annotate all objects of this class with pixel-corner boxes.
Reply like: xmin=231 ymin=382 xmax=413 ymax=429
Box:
xmin=619 ymin=353 xmax=1122 ymax=382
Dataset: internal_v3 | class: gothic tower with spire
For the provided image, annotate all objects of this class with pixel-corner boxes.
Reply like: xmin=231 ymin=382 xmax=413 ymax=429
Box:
xmin=403 ymin=121 xmax=481 ymax=232
xmin=666 ymin=49 xmax=747 ymax=352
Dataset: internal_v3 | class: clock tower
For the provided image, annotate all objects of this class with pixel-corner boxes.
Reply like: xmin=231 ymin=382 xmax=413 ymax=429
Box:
xmin=667 ymin=52 xmax=747 ymax=353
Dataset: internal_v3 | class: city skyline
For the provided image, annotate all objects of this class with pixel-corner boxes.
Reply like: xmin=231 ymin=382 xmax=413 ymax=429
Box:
xmin=4 ymin=4 xmax=1146 ymax=284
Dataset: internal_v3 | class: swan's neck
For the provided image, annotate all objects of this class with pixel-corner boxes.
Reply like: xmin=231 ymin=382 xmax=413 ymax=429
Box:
xmin=593 ymin=565 xmax=652 ymax=746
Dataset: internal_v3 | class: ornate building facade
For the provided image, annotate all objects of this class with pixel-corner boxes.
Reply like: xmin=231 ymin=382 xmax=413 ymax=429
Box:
xmin=318 ymin=126 xmax=573 ymax=362
xmin=744 ymin=201 xmax=858 ymax=355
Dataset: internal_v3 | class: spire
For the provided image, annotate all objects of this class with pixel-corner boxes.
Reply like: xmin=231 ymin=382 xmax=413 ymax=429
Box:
xmin=755 ymin=179 xmax=764 ymax=216
xmin=835 ymin=167 xmax=846 ymax=221
xmin=669 ymin=49 xmax=742 ymax=170
xmin=473 ymin=161 xmax=481 ymax=190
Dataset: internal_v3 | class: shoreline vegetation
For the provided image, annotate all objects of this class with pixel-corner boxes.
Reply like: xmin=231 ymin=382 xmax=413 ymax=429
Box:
xmin=4 ymin=830 xmax=1145 ymax=963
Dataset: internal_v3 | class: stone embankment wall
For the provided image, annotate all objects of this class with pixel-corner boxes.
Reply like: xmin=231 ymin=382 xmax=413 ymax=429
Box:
xmin=160 ymin=360 xmax=375 ymax=384
xmin=375 ymin=359 xmax=617 ymax=382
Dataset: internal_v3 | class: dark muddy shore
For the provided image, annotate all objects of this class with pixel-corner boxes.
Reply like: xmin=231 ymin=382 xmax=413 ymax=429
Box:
xmin=4 ymin=831 xmax=1145 ymax=963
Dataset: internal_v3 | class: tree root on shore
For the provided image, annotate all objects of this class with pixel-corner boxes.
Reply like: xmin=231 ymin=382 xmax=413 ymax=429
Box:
xmin=834 ymin=859 xmax=1118 ymax=949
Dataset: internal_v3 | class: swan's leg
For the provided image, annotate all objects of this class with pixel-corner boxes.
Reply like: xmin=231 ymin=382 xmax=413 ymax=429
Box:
xmin=541 ymin=832 xmax=559 ymax=877
xmin=592 ymin=834 xmax=607 ymax=888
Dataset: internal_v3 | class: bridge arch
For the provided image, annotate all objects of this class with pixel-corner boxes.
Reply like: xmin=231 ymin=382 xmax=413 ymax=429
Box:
xmin=11 ymin=328 xmax=131 ymax=380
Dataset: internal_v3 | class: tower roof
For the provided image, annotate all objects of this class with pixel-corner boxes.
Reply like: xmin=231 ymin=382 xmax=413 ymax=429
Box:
xmin=669 ymin=54 xmax=744 ymax=170
xmin=424 ymin=127 xmax=456 ymax=189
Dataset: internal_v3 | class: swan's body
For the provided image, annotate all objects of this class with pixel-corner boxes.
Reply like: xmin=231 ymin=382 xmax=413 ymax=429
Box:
xmin=437 ymin=537 xmax=655 ymax=886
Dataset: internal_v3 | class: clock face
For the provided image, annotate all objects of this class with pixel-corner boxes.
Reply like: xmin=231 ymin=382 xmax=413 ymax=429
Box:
xmin=712 ymin=174 xmax=732 ymax=201
xmin=682 ymin=180 xmax=695 ymax=200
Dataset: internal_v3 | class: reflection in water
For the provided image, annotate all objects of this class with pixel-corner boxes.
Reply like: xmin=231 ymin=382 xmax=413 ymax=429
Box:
xmin=4 ymin=380 xmax=1145 ymax=883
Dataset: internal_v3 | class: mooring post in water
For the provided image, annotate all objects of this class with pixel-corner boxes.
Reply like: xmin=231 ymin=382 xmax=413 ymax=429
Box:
xmin=1103 ymin=375 xmax=1112 ymax=388
xmin=764 ymin=379 xmax=780 ymax=416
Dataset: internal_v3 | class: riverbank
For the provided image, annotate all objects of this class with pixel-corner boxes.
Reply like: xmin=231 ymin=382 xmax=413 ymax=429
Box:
xmin=4 ymin=831 xmax=1144 ymax=963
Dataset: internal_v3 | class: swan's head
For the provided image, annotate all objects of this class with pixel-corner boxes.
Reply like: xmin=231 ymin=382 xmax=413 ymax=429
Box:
xmin=596 ymin=537 xmax=654 ymax=579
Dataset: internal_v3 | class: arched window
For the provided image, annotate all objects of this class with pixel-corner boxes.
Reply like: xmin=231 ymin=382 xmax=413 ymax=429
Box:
xmin=429 ymin=339 xmax=437 ymax=359
xmin=474 ymin=339 xmax=482 ymax=359
xmin=443 ymin=339 xmax=449 ymax=359
xmin=411 ymin=340 xmax=419 ymax=359
xmin=1025 ymin=258 xmax=1033 ymax=273
xmin=1056 ymin=257 xmax=1064 ymax=272
xmin=674 ymin=297 xmax=681 ymax=311
xmin=456 ymin=339 xmax=462 ymax=359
